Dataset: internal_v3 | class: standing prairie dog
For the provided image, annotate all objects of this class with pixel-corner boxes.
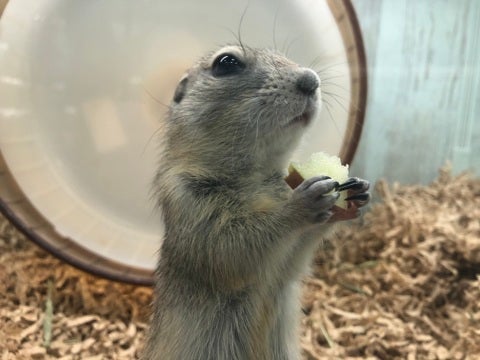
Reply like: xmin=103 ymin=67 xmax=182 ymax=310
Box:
xmin=143 ymin=45 xmax=369 ymax=360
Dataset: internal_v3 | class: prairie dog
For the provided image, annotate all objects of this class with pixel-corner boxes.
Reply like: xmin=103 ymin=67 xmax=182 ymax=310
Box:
xmin=143 ymin=45 xmax=369 ymax=360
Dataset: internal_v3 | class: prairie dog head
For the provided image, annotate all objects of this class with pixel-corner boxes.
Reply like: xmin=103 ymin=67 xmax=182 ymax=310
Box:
xmin=166 ymin=45 xmax=321 ymax=173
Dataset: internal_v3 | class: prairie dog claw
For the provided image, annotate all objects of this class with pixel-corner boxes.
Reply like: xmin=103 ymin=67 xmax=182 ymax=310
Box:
xmin=336 ymin=177 xmax=370 ymax=192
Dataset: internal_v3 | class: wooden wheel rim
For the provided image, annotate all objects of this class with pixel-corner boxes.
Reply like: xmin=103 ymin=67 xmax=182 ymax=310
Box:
xmin=0 ymin=0 xmax=367 ymax=285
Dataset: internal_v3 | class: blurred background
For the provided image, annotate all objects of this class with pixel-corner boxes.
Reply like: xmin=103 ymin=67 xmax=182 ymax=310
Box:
xmin=352 ymin=0 xmax=480 ymax=184
xmin=0 ymin=0 xmax=479 ymax=281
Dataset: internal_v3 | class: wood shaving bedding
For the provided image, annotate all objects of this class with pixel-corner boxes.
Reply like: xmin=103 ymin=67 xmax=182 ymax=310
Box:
xmin=1 ymin=166 xmax=479 ymax=359
xmin=301 ymin=167 xmax=480 ymax=359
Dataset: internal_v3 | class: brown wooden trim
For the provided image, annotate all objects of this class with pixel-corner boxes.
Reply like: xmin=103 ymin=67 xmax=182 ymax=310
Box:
xmin=327 ymin=0 xmax=368 ymax=165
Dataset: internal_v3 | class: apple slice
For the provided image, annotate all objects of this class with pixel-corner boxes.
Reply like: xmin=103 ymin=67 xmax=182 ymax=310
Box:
xmin=285 ymin=152 xmax=349 ymax=209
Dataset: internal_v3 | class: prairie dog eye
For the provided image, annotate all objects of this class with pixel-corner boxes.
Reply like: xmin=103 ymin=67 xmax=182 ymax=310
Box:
xmin=211 ymin=53 xmax=246 ymax=77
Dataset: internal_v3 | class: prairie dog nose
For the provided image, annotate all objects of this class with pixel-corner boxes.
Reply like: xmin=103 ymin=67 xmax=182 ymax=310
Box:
xmin=296 ymin=68 xmax=320 ymax=96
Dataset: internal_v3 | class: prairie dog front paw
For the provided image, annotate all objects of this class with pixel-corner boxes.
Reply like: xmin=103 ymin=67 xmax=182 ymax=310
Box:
xmin=286 ymin=152 xmax=349 ymax=208
xmin=328 ymin=177 xmax=371 ymax=222
xmin=291 ymin=176 xmax=339 ymax=224
xmin=285 ymin=152 xmax=370 ymax=222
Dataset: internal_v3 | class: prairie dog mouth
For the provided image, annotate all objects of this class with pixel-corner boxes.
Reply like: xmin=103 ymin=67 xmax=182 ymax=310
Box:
xmin=289 ymin=110 xmax=313 ymax=127
xmin=286 ymin=101 xmax=318 ymax=128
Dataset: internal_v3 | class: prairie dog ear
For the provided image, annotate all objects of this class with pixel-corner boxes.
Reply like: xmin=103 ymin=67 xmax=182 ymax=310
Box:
xmin=173 ymin=74 xmax=189 ymax=103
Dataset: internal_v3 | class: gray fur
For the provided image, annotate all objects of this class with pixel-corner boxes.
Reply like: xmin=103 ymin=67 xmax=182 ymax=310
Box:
xmin=143 ymin=45 xmax=334 ymax=360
